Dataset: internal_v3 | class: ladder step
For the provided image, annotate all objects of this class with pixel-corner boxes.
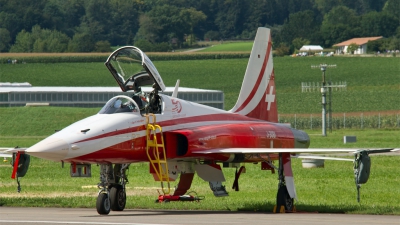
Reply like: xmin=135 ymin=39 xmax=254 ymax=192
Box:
xmin=145 ymin=114 xmax=170 ymax=195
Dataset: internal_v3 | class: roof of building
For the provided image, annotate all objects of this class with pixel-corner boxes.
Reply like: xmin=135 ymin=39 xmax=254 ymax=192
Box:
xmin=0 ymin=86 xmax=222 ymax=93
xmin=299 ymin=45 xmax=323 ymax=51
xmin=333 ymin=36 xmax=383 ymax=47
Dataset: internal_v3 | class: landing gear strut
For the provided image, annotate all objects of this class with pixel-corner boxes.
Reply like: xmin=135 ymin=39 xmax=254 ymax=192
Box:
xmin=274 ymin=153 xmax=295 ymax=213
xmin=96 ymin=163 xmax=129 ymax=215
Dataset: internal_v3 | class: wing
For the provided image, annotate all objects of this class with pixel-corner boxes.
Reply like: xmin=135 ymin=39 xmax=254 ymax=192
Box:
xmin=292 ymin=155 xmax=354 ymax=162
xmin=193 ymin=148 xmax=396 ymax=154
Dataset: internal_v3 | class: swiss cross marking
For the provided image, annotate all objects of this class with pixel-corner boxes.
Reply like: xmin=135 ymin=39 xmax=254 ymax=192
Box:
xmin=265 ymin=86 xmax=275 ymax=111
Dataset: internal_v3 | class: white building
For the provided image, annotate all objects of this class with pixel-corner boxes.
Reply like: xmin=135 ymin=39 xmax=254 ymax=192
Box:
xmin=0 ymin=84 xmax=224 ymax=109
xmin=333 ymin=36 xmax=383 ymax=54
xmin=299 ymin=45 xmax=323 ymax=52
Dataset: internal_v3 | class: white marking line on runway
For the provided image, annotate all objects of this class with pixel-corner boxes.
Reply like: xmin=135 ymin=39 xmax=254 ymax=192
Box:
xmin=0 ymin=220 xmax=173 ymax=225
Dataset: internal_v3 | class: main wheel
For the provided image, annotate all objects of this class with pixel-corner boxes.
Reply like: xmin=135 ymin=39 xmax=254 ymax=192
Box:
xmin=96 ymin=193 xmax=111 ymax=215
xmin=276 ymin=185 xmax=294 ymax=211
xmin=110 ymin=185 xmax=126 ymax=211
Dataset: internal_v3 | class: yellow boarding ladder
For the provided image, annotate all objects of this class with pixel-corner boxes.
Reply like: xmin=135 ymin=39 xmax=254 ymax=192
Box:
xmin=145 ymin=114 xmax=170 ymax=195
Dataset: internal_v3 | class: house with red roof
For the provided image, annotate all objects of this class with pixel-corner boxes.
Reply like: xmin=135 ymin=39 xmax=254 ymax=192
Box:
xmin=333 ymin=36 xmax=383 ymax=54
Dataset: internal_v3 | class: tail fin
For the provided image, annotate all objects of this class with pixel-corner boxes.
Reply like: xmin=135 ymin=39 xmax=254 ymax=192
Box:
xmin=229 ymin=27 xmax=277 ymax=122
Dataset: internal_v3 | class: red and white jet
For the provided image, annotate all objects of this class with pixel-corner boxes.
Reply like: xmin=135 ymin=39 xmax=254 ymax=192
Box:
xmin=5 ymin=27 xmax=397 ymax=215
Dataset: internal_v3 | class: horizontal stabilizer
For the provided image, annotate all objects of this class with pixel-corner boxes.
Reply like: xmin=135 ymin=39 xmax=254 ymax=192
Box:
xmin=0 ymin=153 xmax=12 ymax=158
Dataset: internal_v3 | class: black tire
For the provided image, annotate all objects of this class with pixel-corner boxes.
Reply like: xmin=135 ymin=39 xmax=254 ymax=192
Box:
xmin=96 ymin=193 xmax=111 ymax=215
xmin=110 ymin=186 xmax=126 ymax=211
xmin=276 ymin=185 xmax=294 ymax=211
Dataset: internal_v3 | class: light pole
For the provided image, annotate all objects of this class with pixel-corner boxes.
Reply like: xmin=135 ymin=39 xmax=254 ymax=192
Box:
xmin=311 ymin=64 xmax=336 ymax=136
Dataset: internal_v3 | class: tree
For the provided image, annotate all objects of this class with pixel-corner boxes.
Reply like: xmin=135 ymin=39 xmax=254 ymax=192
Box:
xmin=134 ymin=39 xmax=153 ymax=52
xmin=320 ymin=6 xmax=360 ymax=47
xmin=281 ymin=10 xmax=320 ymax=45
xmin=152 ymin=42 xmax=172 ymax=52
xmin=68 ymin=33 xmax=95 ymax=52
xmin=134 ymin=14 xmax=161 ymax=44
xmin=146 ymin=5 xmax=189 ymax=44
xmin=242 ymin=0 xmax=275 ymax=35
xmin=322 ymin=6 xmax=358 ymax=27
xmin=0 ymin=28 xmax=11 ymax=52
xmin=347 ymin=43 xmax=358 ymax=54
xmin=367 ymin=40 xmax=383 ymax=53
xmin=214 ymin=0 xmax=246 ymax=38
xmin=78 ymin=0 xmax=112 ymax=43
xmin=59 ymin=0 xmax=86 ymax=37
xmin=204 ymin=31 xmax=220 ymax=41
xmin=383 ymin=0 xmax=400 ymax=20
xmin=292 ymin=37 xmax=310 ymax=51
xmin=10 ymin=30 xmax=32 ymax=52
xmin=94 ymin=41 xmax=112 ymax=52
xmin=180 ymin=7 xmax=206 ymax=45
xmin=275 ymin=43 xmax=290 ymax=56
xmin=313 ymin=0 xmax=338 ymax=15
xmin=42 ymin=1 xmax=65 ymax=31
xmin=10 ymin=25 xmax=70 ymax=52
xmin=360 ymin=11 xmax=398 ymax=38
xmin=108 ymin=0 xmax=141 ymax=46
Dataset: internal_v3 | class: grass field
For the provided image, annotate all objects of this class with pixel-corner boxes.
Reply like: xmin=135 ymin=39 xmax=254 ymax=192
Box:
xmin=198 ymin=42 xmax=253 ymax=52
xmin=0 ymin=57 xmax=398 ymax=113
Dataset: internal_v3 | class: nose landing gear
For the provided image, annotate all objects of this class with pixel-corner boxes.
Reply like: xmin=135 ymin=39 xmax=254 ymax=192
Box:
xmin=96 ymin=163 xmax=129 ymax=215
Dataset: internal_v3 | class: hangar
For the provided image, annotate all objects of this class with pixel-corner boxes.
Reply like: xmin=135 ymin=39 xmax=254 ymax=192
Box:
xmin=0 ymin=83 xmax=224 ymax=109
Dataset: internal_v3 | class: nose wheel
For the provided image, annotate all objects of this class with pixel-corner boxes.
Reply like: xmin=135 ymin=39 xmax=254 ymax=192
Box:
xmin=110 ymin=185 xmax=126 ymax=211
xmin=96 ymin=192 xmax=111 ymax=215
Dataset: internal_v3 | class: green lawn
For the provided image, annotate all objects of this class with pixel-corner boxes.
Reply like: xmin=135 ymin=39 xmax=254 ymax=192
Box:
xmin=198 ymin=42 xmax=253 ymax=52
xmin=1 ymin=57 xmax=398 ymax=113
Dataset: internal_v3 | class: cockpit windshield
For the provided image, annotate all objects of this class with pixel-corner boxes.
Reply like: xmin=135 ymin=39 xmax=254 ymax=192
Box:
xmin=105 ymin=46 xmax=166 ymax=92
xmin=107 ymin=48 xmax=144 ymax=89
xmin=98 ymin=95 xmax=139 ymax=114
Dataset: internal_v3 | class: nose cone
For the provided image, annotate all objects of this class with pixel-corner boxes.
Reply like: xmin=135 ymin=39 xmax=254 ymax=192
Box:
xmin=26 ymin=138 xmax=69 ymax=161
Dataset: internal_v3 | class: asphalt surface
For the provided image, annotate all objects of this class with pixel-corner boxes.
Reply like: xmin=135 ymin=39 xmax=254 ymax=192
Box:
xmin=0 ymin=207 xmax=399 ymax=225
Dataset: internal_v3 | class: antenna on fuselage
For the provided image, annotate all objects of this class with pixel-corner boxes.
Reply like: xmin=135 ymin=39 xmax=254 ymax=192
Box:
xmin=172 ymin=79 xmax=180 ymax=98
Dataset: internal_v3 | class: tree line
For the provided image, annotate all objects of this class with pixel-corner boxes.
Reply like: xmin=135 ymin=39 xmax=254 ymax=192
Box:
xmin=0 ymin=0 xmax=399 ymax=53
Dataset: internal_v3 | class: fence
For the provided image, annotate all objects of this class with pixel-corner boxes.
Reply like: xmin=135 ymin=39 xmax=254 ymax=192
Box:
xmin=278 ymin=113 xmax=400 ymax=130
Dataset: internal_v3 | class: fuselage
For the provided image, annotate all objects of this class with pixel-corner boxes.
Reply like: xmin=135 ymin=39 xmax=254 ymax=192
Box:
xmin=26 ymin=94 xmax=310 ymax=164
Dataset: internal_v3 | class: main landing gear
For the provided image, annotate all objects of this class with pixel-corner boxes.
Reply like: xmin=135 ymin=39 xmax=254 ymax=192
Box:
xmin=96 ymin=163 xmax=130 ymax=215
xmin=274 ymin=153 xmax=295 ymax=213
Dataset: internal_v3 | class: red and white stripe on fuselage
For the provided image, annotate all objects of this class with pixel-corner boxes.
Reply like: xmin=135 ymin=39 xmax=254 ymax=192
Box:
xmin=230 ymin=28 xmax=277 ymax=122
xmin=64 ymin=112 xmax=294 ymax=164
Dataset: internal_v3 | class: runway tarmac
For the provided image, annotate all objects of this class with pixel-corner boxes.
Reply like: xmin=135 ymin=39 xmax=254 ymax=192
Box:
xmin=0 ymin=207 xmax=399 ymax=225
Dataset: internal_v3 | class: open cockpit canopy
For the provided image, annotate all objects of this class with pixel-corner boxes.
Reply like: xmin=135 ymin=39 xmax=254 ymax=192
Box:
xmin=105 ymin=46 xmax=166 ymax=92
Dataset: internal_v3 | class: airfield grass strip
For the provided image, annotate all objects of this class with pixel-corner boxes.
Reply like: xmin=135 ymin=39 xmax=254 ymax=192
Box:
xmin=0 ymin=55 xmax=398 ymax=112
xmin=0 ymin=52 xmax=250 ymax=64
